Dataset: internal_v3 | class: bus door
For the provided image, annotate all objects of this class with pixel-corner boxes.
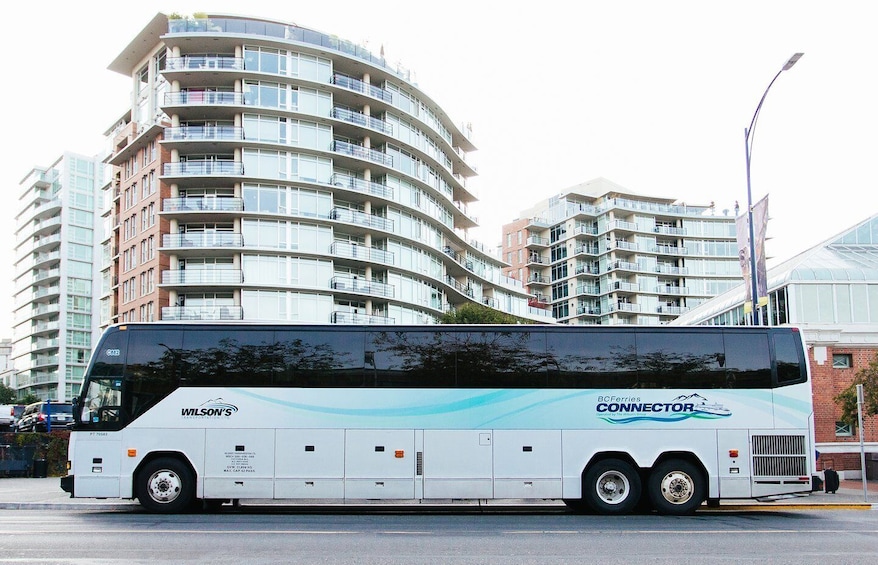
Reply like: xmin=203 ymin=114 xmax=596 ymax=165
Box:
xmin=74 ymin=377 xmax=124 ymax=498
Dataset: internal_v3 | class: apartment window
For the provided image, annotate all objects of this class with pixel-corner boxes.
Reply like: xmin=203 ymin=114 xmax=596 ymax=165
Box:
xmin=517 ymin=231 xmax=522 ymax=245
xmin=506 ymin=233 xmax=512 ymax=247
xmin=832 ymin=354 xmax=852 ymax=369
xmin=835 ymin=421 xmax=853 ymax=437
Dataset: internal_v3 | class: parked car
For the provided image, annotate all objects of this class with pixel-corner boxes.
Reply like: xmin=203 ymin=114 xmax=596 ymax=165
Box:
xmin=15 ymin=402 xmax=74 ymax=432
xmin=0 ymin=404 xmax=17 ymax=431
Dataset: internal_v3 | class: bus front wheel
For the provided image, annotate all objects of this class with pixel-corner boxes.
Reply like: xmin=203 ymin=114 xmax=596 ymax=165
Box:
xmin=136 ymin=457 xmax=195 ymax=513
xmin=647 ymin=459 xmax=705 ymax=515
xmin=582 ymin=458 xmax=642 ymax=515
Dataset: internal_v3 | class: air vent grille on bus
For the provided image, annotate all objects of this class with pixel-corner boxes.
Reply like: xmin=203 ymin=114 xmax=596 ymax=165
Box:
xmin=751 ymin=434 xmax=807 ymax=477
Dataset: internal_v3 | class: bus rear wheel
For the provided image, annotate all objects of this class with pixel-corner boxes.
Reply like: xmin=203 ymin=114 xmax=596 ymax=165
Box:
xmin=136 ymin=457 xmax=195 ymax=513
xmin=647 ymin=459 xmax=705 ymax=515
xmin=582 ymin=458 xmax=641 ymax=515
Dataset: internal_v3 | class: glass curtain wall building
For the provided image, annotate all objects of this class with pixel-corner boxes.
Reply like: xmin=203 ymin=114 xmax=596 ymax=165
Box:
xmin=502 ymin=178 xmax=740 ymax=325
xmin=103 ymin=13 xmax=548 ymax=326
xmin=13 ymin=153 xmax=103 ymax=401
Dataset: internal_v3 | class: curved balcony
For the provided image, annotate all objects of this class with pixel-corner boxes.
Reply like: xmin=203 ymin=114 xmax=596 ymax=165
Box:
xmin=162 ymin=233 xmax=244 ymax=249
xmin=161 ymin=270 xmax=244 ymax=285
xmin=330 ymin=276 xmax=394 ymax=298
xmin=333 ymin=140 xmax=393 ymax=167
xmin=330 ymin=74 xmax=394 ymax=103
xmin=164 ymin=91 xmax=243 ymax=107
xmin=161 ymin=306 xmax=243 ymax=321
xmin=162 ymin=161 xmax=245 ymax=177
xmin=330 ymin=174 xmax=394 ymax=200
xmin=162 ymin=197 xmax=244 ymax=221
xmin=330 ymin=311 xmax=394 ymax=325
xmin=329 ymin=241 xmax=394 ymax=265
xmin=331 ymin=107 xmax=393 ymax=135
xmin=163 ymin=126 xmax=243 ymax=148
xmin=329 ymin=207 xmax=394 ymax=232
xmin=165 ymin=55 xmax=244 ymax=71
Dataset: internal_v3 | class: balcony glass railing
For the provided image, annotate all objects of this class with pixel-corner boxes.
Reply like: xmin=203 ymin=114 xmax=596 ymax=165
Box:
xmin=165 ymin=56 xmax=244 ymax=71
xmin=330 ymin=74 xmax=394 ymax=103
xmin=161 ymin=306 xmax=243 ymax=320
xmin=167 ymin=18 xmax=413 ymax=82
xmin=330 ymin=311 xmax=394 ymax=324
xmin=162 ymin=270 xmax=244 ymax=284
xmin=331 ymin=174 xmax=394 ymax=199
xmin=329 ymin=208 xmax=394 ymax=232
xmin=333 ymin=140 xmax=393 ymax=167
xmin=330 ymin=241 xmax=394 ymax=264
xmin=162 ymin=233 xmax=244 ymax=248
xmin=331 ymin=107 xmax=393 ymax=135
xmin=163 ymin=126 xmax=243 ymax=142
xmin=163 ymin=197 xmax=244 ymax=212
xmin=163 ymin=161 xmax=245 ymax=176
xmin=164 ymin=91 xmax=243 ymax=106
xmin=330 ymin=276 xmax=394 ymax=298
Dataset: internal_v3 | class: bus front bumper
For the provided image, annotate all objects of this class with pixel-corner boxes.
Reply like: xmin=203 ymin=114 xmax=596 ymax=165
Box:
xmin=60 ymin=475 xmax=74 ymax=497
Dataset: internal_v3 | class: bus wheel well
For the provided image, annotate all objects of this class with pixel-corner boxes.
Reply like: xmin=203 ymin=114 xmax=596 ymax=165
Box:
xmin=650 ymin=451 xmax=707 ymax=479
xmin=132 ymin=451 xmax=197 ymax=497
xmin=584 ymin=451 xmax=640 ymax=473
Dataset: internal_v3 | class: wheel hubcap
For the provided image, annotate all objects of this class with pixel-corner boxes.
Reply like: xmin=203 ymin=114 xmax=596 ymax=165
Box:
xmin=147 ymin=470 xmax=182 ymax=504
xmin=596 ymin=470 xmax=629 ymax=504
xmin=660 ymin=471 xmax=694 ymax=504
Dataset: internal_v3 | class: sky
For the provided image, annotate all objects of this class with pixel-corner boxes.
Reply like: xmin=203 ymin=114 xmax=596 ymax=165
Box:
xmin=1 ymin=0 xmax=876 ymax=335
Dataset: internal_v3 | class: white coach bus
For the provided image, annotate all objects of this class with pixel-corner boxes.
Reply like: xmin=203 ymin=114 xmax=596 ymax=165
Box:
xmin=61 ymin=323 xmax=814 ymax=515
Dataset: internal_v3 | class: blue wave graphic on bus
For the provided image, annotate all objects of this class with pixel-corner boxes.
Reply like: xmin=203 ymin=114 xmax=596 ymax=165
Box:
xmin=597 ymin=394 xmax=731 ymax=425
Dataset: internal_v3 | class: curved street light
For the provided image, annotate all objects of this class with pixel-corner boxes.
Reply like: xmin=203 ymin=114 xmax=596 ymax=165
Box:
xmin=743 ymin=52 xmax=803 ymax=325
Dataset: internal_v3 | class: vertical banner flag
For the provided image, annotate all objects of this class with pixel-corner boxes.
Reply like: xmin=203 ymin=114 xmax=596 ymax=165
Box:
xmin=735 ymin=209 xmax=752 ymax=312
xmin=735 ymin=196 xmax=770 ymax=313
xmin=752 ymin=195 xmax=769 ymax=305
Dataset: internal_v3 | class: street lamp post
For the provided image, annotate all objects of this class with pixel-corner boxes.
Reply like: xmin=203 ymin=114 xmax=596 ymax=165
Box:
xmin=744 ymin=52 xmax=803 ymax=325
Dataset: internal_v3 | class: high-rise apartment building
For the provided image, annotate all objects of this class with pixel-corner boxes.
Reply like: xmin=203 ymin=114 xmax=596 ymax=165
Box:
xmin=103 ymin=13 xmax=548 ymax=326
xmin=13 ymin=153 xmax=103 ymax=400
xmin=502 ymin=178 xmax=740 ymax=325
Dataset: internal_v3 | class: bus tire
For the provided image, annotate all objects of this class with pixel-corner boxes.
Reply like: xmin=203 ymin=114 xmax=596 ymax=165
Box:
xmin=647 ymin=459 xmax=705 ymax=515
xmin=582 ymin=458 xmax=642 ymax=515
xmin=136 ymin=457 xmax=195 ymax=514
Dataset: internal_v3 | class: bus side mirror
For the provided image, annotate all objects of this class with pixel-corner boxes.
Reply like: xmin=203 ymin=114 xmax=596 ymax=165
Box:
xmin=71 ymin=397 xmax=80 ymax=424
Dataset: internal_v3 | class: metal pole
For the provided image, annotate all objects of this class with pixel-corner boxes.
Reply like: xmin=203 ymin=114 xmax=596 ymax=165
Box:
xmin=857 ymin=384 xmax=868 ymax=501
xmin=744 ymin=126 xmax=760 ymax=325
xmin=742 ymin=53 xmax=803 ymax=326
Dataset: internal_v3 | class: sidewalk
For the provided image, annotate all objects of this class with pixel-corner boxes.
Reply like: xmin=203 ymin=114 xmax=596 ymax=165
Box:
xmin=0 ymin=477 xmax=876 ymax=511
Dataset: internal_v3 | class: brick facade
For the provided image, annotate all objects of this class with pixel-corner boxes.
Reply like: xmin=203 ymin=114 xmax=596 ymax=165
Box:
xmin=809 ymin=345 xmax=878 ymax=474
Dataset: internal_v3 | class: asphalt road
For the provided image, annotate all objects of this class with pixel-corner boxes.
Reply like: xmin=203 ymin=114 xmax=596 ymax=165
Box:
xmin=1 ymin=506 xmax=877 ymax=564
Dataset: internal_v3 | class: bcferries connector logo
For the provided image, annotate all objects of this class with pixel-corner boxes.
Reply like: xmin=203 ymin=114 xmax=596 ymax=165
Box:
xmin=597 ymin=393 xmax=731 ymax=424
xmin=182 ymin=398 xmax=239 ymax=418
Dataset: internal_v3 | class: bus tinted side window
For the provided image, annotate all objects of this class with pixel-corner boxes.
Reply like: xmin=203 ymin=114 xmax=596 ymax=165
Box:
xmin=89 ymin=329 xmax=127 ymax=379
xmin=456 ymin=329 xmax=547 ymax=388
xmin=367 ymin=330 xmax=457 ymax=387
xmin=125 ymin=330 xmax=184 ymax=421
xmin=180 ymin=329 xmax=278 ymax=386
xmin=547 ymin=330 xmax=637 ymax=388
xmin=773 ymin=331 xmax=806 ymax=385
xmin=275 ymin=329 xmax=365 ymax=387
xmin=722 ymin=332 xmax=772 ymax=388
xmin=635 ymin=331 xmax=726 ymax=388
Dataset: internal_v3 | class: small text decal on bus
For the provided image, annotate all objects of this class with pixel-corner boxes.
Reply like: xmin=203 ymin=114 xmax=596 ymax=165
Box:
xmin=596 ymin=393 xmax=732 ymax=424
xmin=182 ymin=398 xmax=239 ymax=418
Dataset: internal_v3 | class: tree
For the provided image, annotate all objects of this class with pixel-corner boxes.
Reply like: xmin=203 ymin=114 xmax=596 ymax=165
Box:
xmin=834 ymin=353 xmax=878 ymax=428
xmin=20 ymin=393 xmax=40 ymax=405
xmin=438 ymin=303 xmax=529 ymax=325
xmin=0 ymin=383 xmax=16 ymax=404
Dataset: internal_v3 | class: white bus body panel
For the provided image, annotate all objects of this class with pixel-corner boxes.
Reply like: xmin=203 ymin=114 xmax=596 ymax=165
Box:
xmin=422 ymin=430 xmax=493 ymax=499
xmin=70 ymin=432 xmax=122 ymax=498
xmin=275 ymin=429 xmax=345 ymax=499
xmin=343 ymin=430 xmax=415 ymax=499
xmin=204 ymin=429 xmax=275 ymax=499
